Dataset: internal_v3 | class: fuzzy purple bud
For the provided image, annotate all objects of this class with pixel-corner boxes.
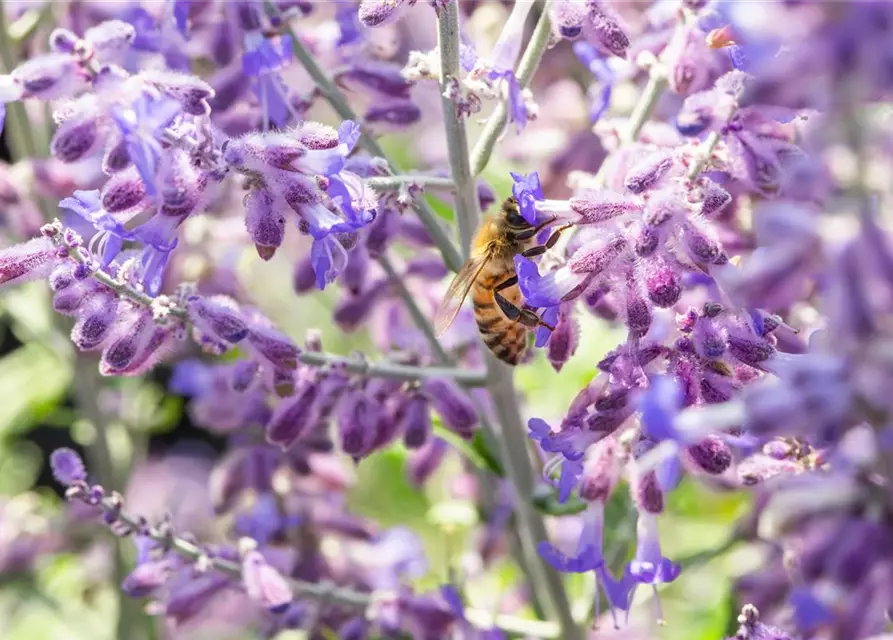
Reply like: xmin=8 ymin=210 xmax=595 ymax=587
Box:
xmin=569 ymin=192 xmax=641 ymax=224
xmin=421 ymin=378 xmax=477 ymax=439
xmin=365 ymin=100 xmax=422 ymax=127
xmin=728 ymin=332 xmax=775 ymax=367
xmin=101 ymin=170 xmax=147 ymax=213
xmin=700 ymin=181 xmax=732 ymax=217
xmin=242 ymin=550 xmax=293 ymax=613
xmin=50 ymin=448 xmax=87 ymax=486
xmin=642 ymin=255 xmax=682 ymax=308
xmin=625 ymin=279 xmax=652 ymax=338
xmin=0 ymin=237 xmax=58 ymax=289
xmin=247 ymin=325 xmax=301 ymax=370
xmin=551 ymin=0 xmax=587 ymax=39
xmin=188 ymin=296 xmax=249 ymax=344
xmin=266 ymin=382 xmax=319 ymax=450
xmin=587 ymin=4 xmax=630 ymax=59
xmin=71 ymin=295 xmax=119 ymax=351
xmin=686 ymin=436 xmax=732 ymax=474
xmin=625 ymin=151 xmax=675 ymax=194
xmin=547 ymin=308 xmax=579 ymax=372
xmin=632 ymin=469 xmax=664 ymax=514
xmin=399 ymin=393 xmax=432 ymax=449
xmin=338 ymin=391 xmax=381 ymax=458
xmin=51 ymin=117 xmax=100 ymax=163
xmin=358 ymin=0 xmax=406 ymax=27
xmin=244 ymin=188 xmax=285 ymax=261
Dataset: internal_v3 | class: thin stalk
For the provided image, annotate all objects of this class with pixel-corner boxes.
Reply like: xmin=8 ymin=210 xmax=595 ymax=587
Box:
xmin=60 ymin=243 xmax=487 ymax=385
xmin=74 ymin=361 xmax=150 ymax=640
xmin=485 ymin=357 xmax=582 ymax=639
xmin=0 ymin=0 xmax=39 ymax=161
xmin=268 ymin=1 xmax=464 ymax=273
xmin=437 ymin=3 xmax=578 ymax=634
xmin=437 ymin=0 xmax=480 ymax=256
xmin=366 ymin=175 xmax=456 ymax=192
xmin=469 ymin=2 xmax=553 ymax=177
xmin=686 ymin=130 xmax=722 ymax=181
xmin=84 ymin=493 xmax=560 ymax=638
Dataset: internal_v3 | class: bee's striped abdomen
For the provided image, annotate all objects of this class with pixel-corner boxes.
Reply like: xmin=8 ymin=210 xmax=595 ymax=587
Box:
xmin=472 ymin=269 xmax=527 ymax=365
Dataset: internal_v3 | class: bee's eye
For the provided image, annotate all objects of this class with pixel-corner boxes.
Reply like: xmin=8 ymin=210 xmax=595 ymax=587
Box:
xmin=506 ymin=209 xmax=527 ymax=228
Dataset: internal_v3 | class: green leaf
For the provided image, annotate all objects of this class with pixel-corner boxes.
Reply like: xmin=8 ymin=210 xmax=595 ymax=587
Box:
xmin=0 ymin=343 xmax=72 ymax=437
xmin=432 ymin=419 xmax=503 ymax=476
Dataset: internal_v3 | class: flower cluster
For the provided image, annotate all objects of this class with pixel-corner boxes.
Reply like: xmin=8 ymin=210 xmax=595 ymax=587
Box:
xmin=2 ymin=1 xmax=892 ymax=639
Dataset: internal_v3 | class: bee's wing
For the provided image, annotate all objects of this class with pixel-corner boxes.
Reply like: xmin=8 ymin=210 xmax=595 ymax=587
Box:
xmin=434 ymin=255 xmax=490 ymax=337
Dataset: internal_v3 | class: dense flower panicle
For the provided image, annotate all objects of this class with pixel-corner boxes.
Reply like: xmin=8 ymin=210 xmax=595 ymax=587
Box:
xmin=8 ymin=1 xmax=893 ymax=637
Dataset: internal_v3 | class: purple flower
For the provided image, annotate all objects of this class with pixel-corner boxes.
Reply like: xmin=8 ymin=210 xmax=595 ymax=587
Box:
xmin=611 ymin=511 xmax=680 ymax=621
xmin=510 ymin=171 xmax=545 ymax=225
xmin=50 ymin=448 xmax=87 ymax=486
xmin=110 ymin=93 xmax=181 ymax=196
xmin=59 ymin=190 xmax=135 ymax=267
xmin=538 ymin=503 xmax=632 ymax=626
xmin=243 ymin=32 xmax=295 ymax=129
xmin=574 ymin=41 xmax=614 ymax=123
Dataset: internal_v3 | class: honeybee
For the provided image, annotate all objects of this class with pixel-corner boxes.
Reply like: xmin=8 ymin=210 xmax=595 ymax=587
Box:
xmin=434 ymin=197 xmax=570 ymax=365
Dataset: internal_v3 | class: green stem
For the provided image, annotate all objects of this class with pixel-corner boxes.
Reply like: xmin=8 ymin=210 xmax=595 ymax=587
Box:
xmin=86 ymin=493 xmax=561 ymax=638
xmin=437 ymin=0 xmax=480 ymax=256
xmin=485 ymin=358 xmax=582 ymax=639
xmin=686 ymin=130 xmax=722 ymax=181
xmin=366 ymin=175 xmax=456 ymax=192
xmin=469 ymin=2 xmax=553 ymax=177
xmin=269 ymin=1 xmax=464 ymax=273
xmin=60 ymin=244 xmax=488 ymax=385
xmin=74 ymin=361 xmax=149 ymax=640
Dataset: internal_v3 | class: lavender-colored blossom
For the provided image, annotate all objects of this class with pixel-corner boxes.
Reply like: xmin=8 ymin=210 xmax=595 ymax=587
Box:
xmin=110 ymin=93 xmax=181 ymax=196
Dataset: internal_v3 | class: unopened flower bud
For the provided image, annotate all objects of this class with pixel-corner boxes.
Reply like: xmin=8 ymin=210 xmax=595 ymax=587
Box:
xmin=364 ymin=100 xmax=422 ymax=128
xmin=188 ymin=295 xmax=249 ymax=344
xmin=587 ymin=4 xmax=630 ymax=59
xmin=338 ymin=391 xmax=381 ymax=458
xmin=641 ymin=255 xmax=682 ymax=308
xmin=242 ymin=551 xmax=293 ymax=613
xmin=244 ymin=188 xmax=284 ymax=260
xmin=246 ymin=325 xmax=301 ymax=370
xmin=101 ymin=169 xmax=147 ymax=213
xmin=700 ymin=181 xmax=732 ymax=217
xmin=686 ymin=436 xmax=732 ymax=474
xmin=72 ymin=294 xmax=119 ymax=351
xmin=399 ymin=393 xmax=431 ymax=449
xmin=51 ymin=116 xmax=101 ymax=163
xmin=569 ymin=192 xmax=641 ymax=224
xmin=625 ymin=151 xmax=675 ymax=194
xmin=421 ymin=378 xmax=477 ymax=440
xmin=358 ymin=0 xmax=407 ymax=27
xmin=551 ymin=0 xmax=587 ymax=39
xmin=50 ymin=447 xmax=87 ymax=486
xmin=84 ymin=20 xmax=136 ymax=64
xmin=336 ymin=61 xmax=413 ymax=100
xmin=103 ymin=139 xmax=132 ymax=174
xmin=265 ymin=382 xmax=319 ymax=450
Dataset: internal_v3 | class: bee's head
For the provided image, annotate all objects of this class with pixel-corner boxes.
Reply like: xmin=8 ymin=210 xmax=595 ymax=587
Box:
xmin=501 ymin=197 xmax=529 ymax=230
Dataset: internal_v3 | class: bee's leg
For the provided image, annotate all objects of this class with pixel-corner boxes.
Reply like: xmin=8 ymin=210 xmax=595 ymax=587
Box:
xmin=494 ymin=276 xmax=555 ymax=331
xmin=515 ymin=217 xmax=560 ymax=241
xmin=519 ymin=224 xmax=574 ymax=257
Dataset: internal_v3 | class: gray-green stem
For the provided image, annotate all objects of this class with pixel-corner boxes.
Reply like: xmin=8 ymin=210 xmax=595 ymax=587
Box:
xmin=58 ymin=240 xmax=487 ymax=385
xmin=269 ymin=1 xmax=464 ymax=273
xmin=86 ymin=493 xmax=560 ymax=638
xmin=469 ymin=2 xmax=553 ymax=177
xmin=366 ymin=175 xmax=456 ymax=192
xmin=437 ymin=0 xmax=480 ymax=256
xmin=438 ymin=2 xmax=579 ymax=635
